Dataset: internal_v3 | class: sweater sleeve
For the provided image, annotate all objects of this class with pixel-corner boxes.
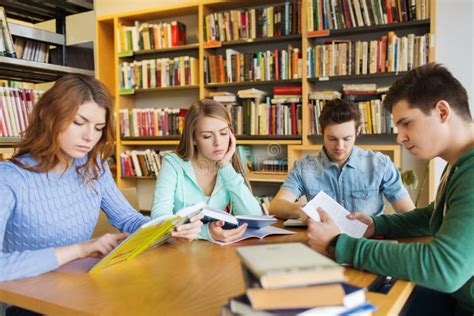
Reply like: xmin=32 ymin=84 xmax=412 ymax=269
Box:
xmin=335 ymin=183 xmax=474 ymax=293
xmin=150 ymin=157 xmax=178 ymax=220
xmin=219 ymin=164 xmax=262 ymax=216
xmin=373 ymin=203 xmax=433 ymax=238
xmin=0 ymin=175 xmax=58 ymax=282
xmin=99 ymin=162 xmax=149 ymax=233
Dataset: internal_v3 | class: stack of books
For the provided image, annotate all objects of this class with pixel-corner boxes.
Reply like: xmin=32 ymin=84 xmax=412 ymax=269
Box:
xmin=222 ymin=242 xmax=375 ymax=315
xmin=118 ymin=107 xmax=187 ymax=137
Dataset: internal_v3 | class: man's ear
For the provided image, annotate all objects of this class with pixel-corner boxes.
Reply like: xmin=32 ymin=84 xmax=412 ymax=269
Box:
xmin=435 ymin=100 xmax=450 ymax=123
xmin=356 ymin=125 xmax=361 ymax=136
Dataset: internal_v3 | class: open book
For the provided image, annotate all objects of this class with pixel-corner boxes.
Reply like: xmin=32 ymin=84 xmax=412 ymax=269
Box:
xmin=202 ymin=207 xmax=277 ymax=229
xmin=301 ymin=191 xmax=368 ymax=238
xmin=212 ymin=226 xmax=295 ymax=246
xmin=89 ymin=202 xmax=205 ymax=273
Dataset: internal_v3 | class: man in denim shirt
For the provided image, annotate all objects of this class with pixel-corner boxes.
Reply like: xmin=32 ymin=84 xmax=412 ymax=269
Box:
xmin=269 ymin=99 xmax=414 ymax=219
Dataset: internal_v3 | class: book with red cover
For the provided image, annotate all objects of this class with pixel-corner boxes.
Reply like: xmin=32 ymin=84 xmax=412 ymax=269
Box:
xmin=171 ymin=21 xmax=186 ymax=46
xmin=272 ymin=85 xmax=302 ymax=95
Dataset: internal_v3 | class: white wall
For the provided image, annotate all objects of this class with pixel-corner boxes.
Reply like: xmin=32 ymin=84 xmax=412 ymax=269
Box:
xmin=433 ymin=0 xmax=474 ymax=191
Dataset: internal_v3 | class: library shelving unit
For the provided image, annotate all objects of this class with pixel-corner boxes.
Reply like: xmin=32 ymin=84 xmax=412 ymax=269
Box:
xmin=0 ymin=1 xmax=95 ymax=158
xmin=96 ymin=0 xmax=436 ymax=205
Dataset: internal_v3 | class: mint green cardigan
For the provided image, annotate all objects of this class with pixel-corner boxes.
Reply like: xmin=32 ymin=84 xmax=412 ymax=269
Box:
xmin=335 ymin=148 xmax=474 ymax=312
xmin=151 ymin=153 xmax=262 ymax=240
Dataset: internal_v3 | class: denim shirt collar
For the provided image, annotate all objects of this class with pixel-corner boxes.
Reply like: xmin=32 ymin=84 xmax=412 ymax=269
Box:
xmin=320 ymin=146 xmax=359 ymax=170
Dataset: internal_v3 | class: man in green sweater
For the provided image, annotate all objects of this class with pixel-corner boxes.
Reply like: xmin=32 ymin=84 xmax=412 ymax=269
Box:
xmin=307 ymin=62 xmax=473 ymax=315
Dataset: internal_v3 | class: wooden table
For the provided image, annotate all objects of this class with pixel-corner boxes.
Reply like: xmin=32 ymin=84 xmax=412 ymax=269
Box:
xmin=0 ymin=228 xmax=415 ymax=315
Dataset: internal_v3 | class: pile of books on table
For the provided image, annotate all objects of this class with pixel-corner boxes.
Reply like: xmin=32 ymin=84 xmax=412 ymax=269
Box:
xmin=222 ymin=242 xmax=376 ymax=315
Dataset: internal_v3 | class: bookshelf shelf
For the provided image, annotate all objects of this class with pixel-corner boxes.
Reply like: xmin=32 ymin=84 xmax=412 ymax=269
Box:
xmin=0 ymin=56 xmax=94 ymax=83
xmin=122 ymin=176 xmax=157 ymax=180
xmin=0 ymin=0 xmax=93 ymax=23
xmin=247 ymin=172 xmax=287 ymax=183
xmin=205 ymin=79 xmax=301 ymax=88
xmin=308 ymin=72 xmax=409 ymax=83
xmin=0 ymin=137 xmax=21 ymax=146
xmin=119 ymin=43 xmax=200 ymax=58
xmin=308 ymin=134 xmax=398 ymax=143
xmin=307 ymin=20 xmax=430 ymax=39
xmin=8 ymin=22 xmax=64 ymax=46
xmin=119 ymin=85 xmax=199 ymax=95
xmin=203 ymin=35 xmax=302 ymax=49
xmin=120 ymin=135 xmax=302 ymax=146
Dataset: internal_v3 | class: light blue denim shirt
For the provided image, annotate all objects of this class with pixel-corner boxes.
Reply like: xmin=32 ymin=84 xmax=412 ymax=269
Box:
xmin=281 ymin=146 xmax=409 ymax=216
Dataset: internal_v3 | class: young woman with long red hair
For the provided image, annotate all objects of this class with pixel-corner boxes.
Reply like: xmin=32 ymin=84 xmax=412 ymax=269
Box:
xmin=0 ymin=74 xmax=203 ymax=283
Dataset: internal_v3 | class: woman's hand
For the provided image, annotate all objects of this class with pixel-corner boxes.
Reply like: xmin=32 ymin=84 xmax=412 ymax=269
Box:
xmin=347 ymin=212 xmax=375 ymax=238
xmin=217 ymin=131 xmax=236 ymax=168
xmin=209 ymin=220 xmax=248 ymax=243
xmin=55 ymin=232 xmax=129 ymax=266
xmin=172 ymin=213 xmax=204 ymax=241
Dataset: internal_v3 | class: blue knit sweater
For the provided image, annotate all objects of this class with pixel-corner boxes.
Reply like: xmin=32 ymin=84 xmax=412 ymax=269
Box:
xmin=0 ymin=155 xmax=149 ymax=281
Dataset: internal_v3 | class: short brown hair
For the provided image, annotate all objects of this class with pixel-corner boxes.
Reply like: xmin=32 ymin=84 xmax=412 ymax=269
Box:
xmin=383 ymin=63 xmax=472 ymax=121
xmin=12 ymin=74 xmax=114 ymax=184
xmin=319 ymin=98 xmax=361 ymax=132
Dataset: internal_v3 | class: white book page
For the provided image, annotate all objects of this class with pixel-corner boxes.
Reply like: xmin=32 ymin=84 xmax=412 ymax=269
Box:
xmin=302 ymin=191 xmax=368 ymax=238
xmin=212 ymin=226 xmax=295 ymax=246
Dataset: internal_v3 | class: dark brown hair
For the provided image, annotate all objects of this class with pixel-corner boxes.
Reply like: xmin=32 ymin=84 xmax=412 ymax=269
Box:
xmin=177 ymin=99 xmax=252 ymax=189
xmin=11 ymin=74 xmax=114 ymax=183
xmin=384 ymin=63 xmax=472 ymax=121
xmin=319 ymin=98 xmax=361 ymax=132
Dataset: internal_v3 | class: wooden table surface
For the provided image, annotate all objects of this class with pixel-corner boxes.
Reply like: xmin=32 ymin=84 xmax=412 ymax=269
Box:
xmin=0 ymin=227 xmax=416 ymax=316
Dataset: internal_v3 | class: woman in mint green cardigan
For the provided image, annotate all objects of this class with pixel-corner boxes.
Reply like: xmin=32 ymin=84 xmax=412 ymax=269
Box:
xmin=151 ymin=99 xmax=262 ymax=243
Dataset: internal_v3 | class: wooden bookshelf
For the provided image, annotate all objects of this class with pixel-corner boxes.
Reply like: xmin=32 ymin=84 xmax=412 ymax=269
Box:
xmin=0 ymin=137 xmax=21 ymax=146
xmin=307 ymin=20 xmax=430 ymax=39
xmin=96 ymin=0 xmax=436 ymax=201
xmin=203 ymin=34 xmax=302 ymax=49
xmin=119 ymin=43 xmax=200 ymax=58
xmin=247 ymin=172 xmax=287 ymax=183
xmin=205 ymin=79 xmax=301 ymax=88
xmin=308 ymin=72 xmax=410 ymax=83
xmin=0 ymin=56 xmax=94 ymax=83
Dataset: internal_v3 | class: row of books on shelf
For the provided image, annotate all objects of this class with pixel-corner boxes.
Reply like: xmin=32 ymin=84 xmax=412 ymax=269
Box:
xmin=13 ymin=38 xmax=49 ymax=63
xmin=119 ymin=108 xmax=186 ymax=137
xmin=0 ymin=87 xmax=43 ymax=137
xmin=307 ymin=0 xmax=430 ymax=32
xmin=120 ymin=149 xmax=171 ymax=177
xmin=116 ymin=20 xmax=186 ymax=53
xmin=204 ymin=46 xmax=302 ymax=84
xmin=308 ymin=84 xmax=395 ymax=135
xmin=119 ymin=147 xmax=288 ymax=180
xmin=204 ymin=1 xmax=301 ymax=43
xmin=119 ymin=56 xmax=198 ymax=90
xmin=307 ymin=32 xmax=433 ymax=78
xmin=222 ymin=242 xmax=374 ymax=315
xmin=212 ymin=87 xmax=302 ymax=137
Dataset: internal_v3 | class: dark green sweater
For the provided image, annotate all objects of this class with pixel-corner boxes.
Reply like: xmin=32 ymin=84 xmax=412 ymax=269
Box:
xmin=336 ymin=148 xmax=474 ymax=312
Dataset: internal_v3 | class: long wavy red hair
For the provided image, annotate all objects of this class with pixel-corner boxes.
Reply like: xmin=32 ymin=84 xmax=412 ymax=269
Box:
xmin=11 ymin=74 xmax=114 ymax=183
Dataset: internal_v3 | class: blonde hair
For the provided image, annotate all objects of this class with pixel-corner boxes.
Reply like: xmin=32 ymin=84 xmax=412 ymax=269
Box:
xmin=177 ymin=99 xmax=252 ymax=190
